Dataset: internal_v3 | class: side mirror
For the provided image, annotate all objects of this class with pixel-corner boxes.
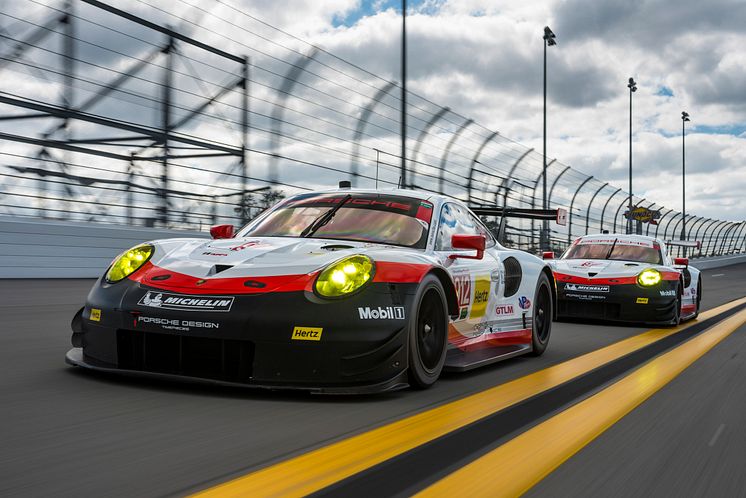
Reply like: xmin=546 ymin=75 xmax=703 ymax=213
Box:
xmin=210 ymin=224 xmax=235 ymax=239
xmin=450 ymin=234 xmax=486 ymax=260
xmin=674 ymin=257 xmax=689 ymax=267
xmin=542 ymin=251 xmax=555 ymax=260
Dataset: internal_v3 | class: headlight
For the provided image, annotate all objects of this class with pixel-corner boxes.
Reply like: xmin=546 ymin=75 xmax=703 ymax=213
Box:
xmin=315 ymin=255 xmax=375 ymax=298
xmin=637 ymin=268 xmax=661 ymax=287
xmin=106 ymin=244 xmax=154 ymax=283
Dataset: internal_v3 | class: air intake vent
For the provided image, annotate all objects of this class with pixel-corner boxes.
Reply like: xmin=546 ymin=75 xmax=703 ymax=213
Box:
xmin=210 ymin=264 xmax=234 ymax=275
xmin=503 ymin=257 xmax=522 ymax=297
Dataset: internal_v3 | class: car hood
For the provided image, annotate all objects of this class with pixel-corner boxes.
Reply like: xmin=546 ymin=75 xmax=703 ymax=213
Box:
xmin=141 ymin=236 xmax=430 ymax=281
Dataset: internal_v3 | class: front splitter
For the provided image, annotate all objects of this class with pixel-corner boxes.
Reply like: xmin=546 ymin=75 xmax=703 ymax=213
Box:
xmin=65 ymin=348 xmax=409 ymax=395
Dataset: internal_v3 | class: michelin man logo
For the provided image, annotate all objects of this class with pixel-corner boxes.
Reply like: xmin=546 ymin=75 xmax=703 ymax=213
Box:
xmin=141 ymin=292 xmax=163 ymax=307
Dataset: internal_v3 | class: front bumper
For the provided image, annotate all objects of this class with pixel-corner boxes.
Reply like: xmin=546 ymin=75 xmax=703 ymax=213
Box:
xmin=68 ymin=278 xmax=415 ymax=394
xmin=556 ymin=281 xmax=678 ymax=324
xmin=65 ymin=348 xmax=408 ymax=394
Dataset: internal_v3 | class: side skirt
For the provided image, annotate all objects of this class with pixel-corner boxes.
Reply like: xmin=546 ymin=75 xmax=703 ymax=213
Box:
xmin=444 ymin=344 xmax=533 ymax=372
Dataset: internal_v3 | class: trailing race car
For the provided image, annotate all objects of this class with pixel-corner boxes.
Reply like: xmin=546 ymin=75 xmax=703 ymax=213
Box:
xmin=546 ymin=234 xmax=701 ymax=325
xmin=66 ymin=186 xmax=558 ymax=393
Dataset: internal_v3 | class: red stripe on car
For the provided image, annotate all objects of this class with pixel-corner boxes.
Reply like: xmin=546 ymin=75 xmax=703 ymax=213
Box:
xmin=127 ymin=261 xmax=432 ymax=294
xmin=373 ymin=261 xmax=431 ymax=283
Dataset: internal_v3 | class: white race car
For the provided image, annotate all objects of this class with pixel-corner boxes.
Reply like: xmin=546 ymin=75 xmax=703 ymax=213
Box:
xmin=546 ymin=234 xmax=701 ymax=325
xmin=67 ymin=186 xmax=558 ymax=393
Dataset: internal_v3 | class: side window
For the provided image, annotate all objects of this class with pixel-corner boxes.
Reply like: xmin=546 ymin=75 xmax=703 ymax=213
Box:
xmin=469 ymin=213 xmax=497 ymax=248
xmin=435 ymin=203 xmax=481 ymax=251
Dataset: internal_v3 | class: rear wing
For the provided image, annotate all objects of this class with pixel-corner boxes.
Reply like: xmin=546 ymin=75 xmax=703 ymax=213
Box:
xmin=470 ymin=207 xmax=567 ymax=245
xmin=470 ymin=207 xmax=567 ymax=224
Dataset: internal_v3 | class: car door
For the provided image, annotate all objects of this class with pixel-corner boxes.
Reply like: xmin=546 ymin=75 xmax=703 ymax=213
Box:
xmin=434 ymin=202 xmax=500 ymax=340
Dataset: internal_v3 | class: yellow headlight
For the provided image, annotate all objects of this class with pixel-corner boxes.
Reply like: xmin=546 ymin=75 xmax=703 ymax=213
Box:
xmin=105 ymin=244 xmax=154 ymax=283
xmin=637 ymin=268 xmax=661 ymax=287
xmin=315 ymin=255 xmax=374 ymax=298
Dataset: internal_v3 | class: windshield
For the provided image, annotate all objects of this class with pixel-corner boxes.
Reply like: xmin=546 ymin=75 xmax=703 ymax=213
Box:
xmin=564 ymin=238 xmax=662 ymax=264
xmin=240 ymin=193 xmax=433 ymax=248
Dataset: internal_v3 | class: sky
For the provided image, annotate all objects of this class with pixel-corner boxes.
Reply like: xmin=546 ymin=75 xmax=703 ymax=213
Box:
xmin=269 ymin=0 xmax=746 ymax=220
xmin=1 ymin=0 xmax=745 ymax=226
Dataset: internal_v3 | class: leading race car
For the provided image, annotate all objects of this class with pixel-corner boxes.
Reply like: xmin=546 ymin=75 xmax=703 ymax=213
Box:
xmin=66 ymin=186 xmax=557 ymax=393
xmin=547 ymin=234 xmax=701 ymax=325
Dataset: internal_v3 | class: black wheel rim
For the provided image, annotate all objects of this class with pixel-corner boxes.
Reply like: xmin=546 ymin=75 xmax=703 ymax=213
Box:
xmin=417 ymin=289 xmax=445 ymax=372
xmin=534 ymin=283 xmax=551 ymax=343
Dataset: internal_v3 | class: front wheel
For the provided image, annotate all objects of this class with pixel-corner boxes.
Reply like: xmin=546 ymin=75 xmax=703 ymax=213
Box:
xmin=407 ymin=275 xmax=448 ymax=389
xmin=529 ymin=273 xmax=553 ymax=356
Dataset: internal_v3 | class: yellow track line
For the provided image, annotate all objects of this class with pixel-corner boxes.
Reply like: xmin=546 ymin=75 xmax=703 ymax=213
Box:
xmin=191 ymin=297 xmax=746 ymax=498
xmin=417 ymin=306 xmax=746 ymax=497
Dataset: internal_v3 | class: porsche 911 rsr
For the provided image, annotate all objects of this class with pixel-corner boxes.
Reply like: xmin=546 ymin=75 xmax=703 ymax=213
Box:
xmin=547 ymin=234 xmax=701 ymax=325
xmin=66 ymin=187 xmax=557 ymax=393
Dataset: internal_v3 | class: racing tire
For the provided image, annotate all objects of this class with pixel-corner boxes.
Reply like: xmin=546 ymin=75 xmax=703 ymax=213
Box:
xmin=528 ymin=273 xmax=553 ymax=356
xmin=692 ymin=277 xmax=702 ymax=320
xmin=407 ymin=274 xmax=448 ymax=389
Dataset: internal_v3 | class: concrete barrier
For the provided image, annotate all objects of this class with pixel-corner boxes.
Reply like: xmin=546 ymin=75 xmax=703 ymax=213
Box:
xmin=690 ymin=253 xmax=746 ymax=271
xmin=0 ymin=216 xmax=208 ymax=278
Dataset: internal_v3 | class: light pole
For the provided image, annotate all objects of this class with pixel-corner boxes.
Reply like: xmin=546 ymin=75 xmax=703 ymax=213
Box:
xmin=400 ymin=0 xmax=407 ymax=188
xmin=681 ymin=111 xmax=690 ymax=256
xmin=627 ymin=77 xmax=637 ymax=234
xmin=542 ymin=26 xmax=556 ymax=251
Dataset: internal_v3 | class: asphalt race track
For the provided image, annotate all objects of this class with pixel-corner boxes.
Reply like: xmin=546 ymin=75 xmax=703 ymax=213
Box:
xmin=2 ymin=264 xmax=746 ymax=497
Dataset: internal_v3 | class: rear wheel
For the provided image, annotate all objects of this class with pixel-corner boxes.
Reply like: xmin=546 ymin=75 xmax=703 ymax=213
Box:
xmin=529 ymin=273 xmax=553 ymax=356
xmin=407 ymin=275 xmax=448 ymax=389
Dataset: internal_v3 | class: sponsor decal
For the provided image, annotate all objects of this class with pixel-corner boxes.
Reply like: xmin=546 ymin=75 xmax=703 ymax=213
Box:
xmin=660 ymin=290 xmax=676 ymax=297
xmin=636 ymin=297 xmax=649 ymax=304
xmin=580 ymin=261 xmax=603 ymax=268
xmin=138 ymin=291 xmax=234 ymax=312
xmin=518 ymin=296 xmax=531 ymax=310
xmin=90 ymin=308 xmax=101 ymax=322
xmin=470 ymin=277 xmax=491 ymax=319
xmin=291 ymin=326 xmax=323 ymax=341
xmin=454 ymin=275 xmax=471 ymax=307
xmin=458 ymin=307 xmax=469 ymax=320
xmin=358 ymin=306 xmax=405 ymax=320
xmin=202 ymin=251 xmax=228 ymax=257
xmin=495 ymin=304 xmax=515 ymax=315
xmin=137 ymin=316 xmax=220 ymax=330
xmin=567 ymin=294 xmax=606 ymax=301
xmin=565 ymin=283 xmax=610 ymax=293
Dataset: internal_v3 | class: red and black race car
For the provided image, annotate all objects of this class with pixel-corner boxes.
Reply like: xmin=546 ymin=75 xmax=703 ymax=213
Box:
xmin=547 ymin=234 xmax=702 ymax=325
xmin=67 ymin=187 xmax=558 ymax=393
